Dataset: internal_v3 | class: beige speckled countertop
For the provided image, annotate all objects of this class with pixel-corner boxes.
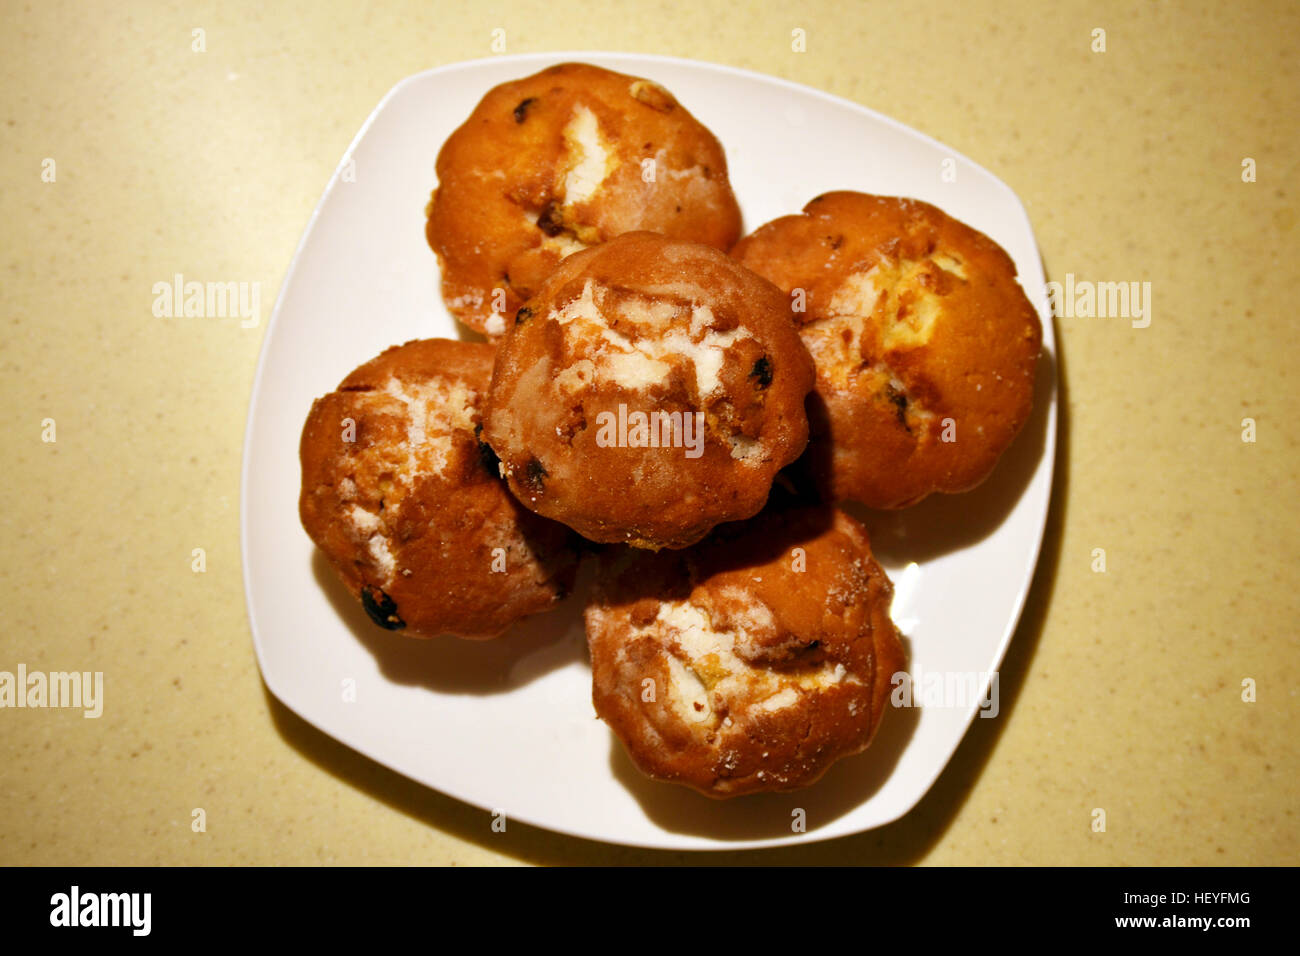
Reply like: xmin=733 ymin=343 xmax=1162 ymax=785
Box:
xmin=2 ymin=0 xmax=1296 ymax=865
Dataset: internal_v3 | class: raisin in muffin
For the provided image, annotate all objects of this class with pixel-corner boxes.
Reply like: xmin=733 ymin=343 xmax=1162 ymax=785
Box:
xmin=427 ymin=62 xmax=742 ymax=336
xmin=586 ymin=505 xmax=905 ymax=798
xmin=299 ymin=338 xmax=579 ymax=638
xmin=732 ymin=192 xmax=1042 ymax=509
xmin=482 ymin=232 xmax=814 ymax=550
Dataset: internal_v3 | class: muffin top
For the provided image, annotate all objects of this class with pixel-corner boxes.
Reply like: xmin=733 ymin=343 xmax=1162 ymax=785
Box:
xmin=586 ymin=505 xmax=906 ymax=797
xmin=733 ymin=191 xmax=1042 ymax=508
xmin=482 ymin=232 xmax=814 ymax=550
xmin=299 ymin=338 xmax=578 ymax=639
xmin=428 ymin=62 xmax=742 ymax=336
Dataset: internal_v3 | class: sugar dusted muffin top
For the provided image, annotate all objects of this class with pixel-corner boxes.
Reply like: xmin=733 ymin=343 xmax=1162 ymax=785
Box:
xmin=482 ymin=232 xmax=814 ymax=550
xmin=427 ymin=62 xmax=742 ymax=336
xmin=586 ymin=505 xmax=906 ymax=797
xmin=299 ymin=338 xmax=579 ymax=639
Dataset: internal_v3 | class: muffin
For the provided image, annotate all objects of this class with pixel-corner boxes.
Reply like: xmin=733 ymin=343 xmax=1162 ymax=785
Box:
xmin=586 ymin=505 xmax=906 ymax=798
xmin=481 ymin=232 xmax=815 ymax=550
xmin=427 ymin=61 xmax=743 ymax=336
xmin=732 ymin=192 xmax=1042 ymax=509
xmin=299 ymin=338 xmax=579 ymax=639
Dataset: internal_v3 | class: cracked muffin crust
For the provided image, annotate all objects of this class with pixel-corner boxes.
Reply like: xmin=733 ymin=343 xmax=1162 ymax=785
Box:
xmin=481 ymin=232 xmax=815 ymax=550
xmin=299 ymin=338 xmax=579 ymax=639
xmin=426 ymin=62 xmax=743 ymax=336
xmin=732 ymin=192 xmax=1042 ymax=509
xmin=586 ymin=505 xmax=906 ymax=798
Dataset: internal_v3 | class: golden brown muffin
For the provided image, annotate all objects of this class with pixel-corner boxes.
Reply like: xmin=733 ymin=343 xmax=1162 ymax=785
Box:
xmin=586 ymin=505 xmax=905 ymax=798
xmin=299 ymin=338 xmax=579 ymax=639
xmin=732 ymin=192 xmax=1042 ymax=509
xmin=427 ymin=62 xmax=743 ymax=336
xmin=481 ymin=232 xmax=815 ymax=551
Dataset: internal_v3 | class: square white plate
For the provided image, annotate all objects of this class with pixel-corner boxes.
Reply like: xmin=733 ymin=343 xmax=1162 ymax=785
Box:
xmin=241 ymin=52 xmax=1057 ymax=851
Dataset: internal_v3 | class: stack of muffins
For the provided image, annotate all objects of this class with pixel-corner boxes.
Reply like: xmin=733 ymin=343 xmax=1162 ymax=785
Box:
xmin=299 ymin=63 xmax=1042 ymax=798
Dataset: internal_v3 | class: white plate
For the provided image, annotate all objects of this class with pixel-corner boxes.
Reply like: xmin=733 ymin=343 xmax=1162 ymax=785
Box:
xmin=241 ymin=52 xmax=1057 ymax=851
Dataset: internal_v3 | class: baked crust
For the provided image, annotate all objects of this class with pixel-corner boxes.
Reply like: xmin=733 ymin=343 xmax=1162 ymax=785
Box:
xmin=299 ymin=338 xmax=579 ymax=638
xmin=732 ymin=192 xmax=1042 ymax=509
xmin=586 ymin=505 xmax=906 ymax=797
xmin=482 ymin=232 xmax=815 ymax=550
xmin=427 ymin=62 xmax=742 ymax=336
